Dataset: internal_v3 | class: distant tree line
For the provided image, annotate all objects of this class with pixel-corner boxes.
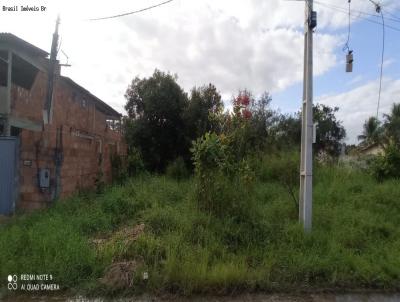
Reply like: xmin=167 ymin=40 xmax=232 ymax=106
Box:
xmin=358 ymin=104 xmax=400 ymax=148
xmin=357 ymin=104 xmax=400 ymax=180
xmin=123 ymin=69 xmax=346 ymax=173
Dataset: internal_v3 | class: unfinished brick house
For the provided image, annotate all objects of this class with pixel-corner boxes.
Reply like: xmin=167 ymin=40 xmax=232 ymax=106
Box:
xmin=0 ymin=33 xmax=125 ymax=214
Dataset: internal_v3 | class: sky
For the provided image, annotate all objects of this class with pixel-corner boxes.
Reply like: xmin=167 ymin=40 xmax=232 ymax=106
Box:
xmin=1 ymin=0 xmax=400 ymax=144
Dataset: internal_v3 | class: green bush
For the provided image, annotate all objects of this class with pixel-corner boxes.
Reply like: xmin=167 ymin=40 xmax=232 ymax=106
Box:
xmin=110 ymin=153 xmax=128 ymax=184
xmin=191 ymin=132 xmax=255 ymax=218
xmin=257 ymin=151 xmax=299 ymax=208
xmin=191 ymin=132 xmax=229 ymax=173
xmin=127 ymin=147 xmax=145 ymax=177
xmin=372 ymin=143 xmax=400 ymax=181
xmin=165 ymin=157 xmax=190 ymax=180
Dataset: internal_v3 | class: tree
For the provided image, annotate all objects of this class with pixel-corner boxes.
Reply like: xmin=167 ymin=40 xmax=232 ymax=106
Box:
xmin=269 ymin=104 xmax=346 ymax=157
xmin=313 ymin=104 xmax=346 ymax=157
xmin=184 ymin=84 xmax=224 ymax=140
xmin=383 ymin=103 xmax=400 ymax=146
xmin=232 ymin=89 xmax=252 ymax=119
xmin=371 ymin=103 xmax=400 ymax=181
xmin=250 ymin=91 xmax=274 ymax=142
xmin=235 ymin=90 xmax=275 ymax=145
xmin=269 ymin=113 xmax=301 ymax=149
xmin=357 ymin=116 xmax=382 ymax=146
xmin=222 ymin=90 xmax=275 ymax=157
xmin=124 ymin=70 xmax=188 ymax=171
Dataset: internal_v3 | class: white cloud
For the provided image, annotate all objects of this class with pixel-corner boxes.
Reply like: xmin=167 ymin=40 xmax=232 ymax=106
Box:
xmin=0 ymin=0 xmax=342 ymax=112
xmin=382 ymin=58 xmax=396 ymax=69
xmin=318 ymin=78 xmax=400 ymax=144
xmin=4 ymin=0 xmax=398 ymax=114
xmin=346 ymin=74 xmax=364 ymax=87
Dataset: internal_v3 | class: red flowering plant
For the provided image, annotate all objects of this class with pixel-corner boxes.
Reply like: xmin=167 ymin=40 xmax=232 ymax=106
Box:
xmin=225 ymin=90 xmax=257 ymax=159
xmin=190 ymin=90 xmax=260 ymax=217
xmin=233 ymin=90 xmax=253 ymax=120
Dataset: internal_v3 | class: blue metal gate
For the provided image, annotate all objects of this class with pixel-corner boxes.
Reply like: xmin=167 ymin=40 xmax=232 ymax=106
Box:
xmin=0 ymin=137 xmax=19 ymax=215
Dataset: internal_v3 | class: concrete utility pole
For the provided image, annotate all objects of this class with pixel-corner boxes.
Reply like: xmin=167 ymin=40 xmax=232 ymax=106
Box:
xmin=43 ymin=15 xmax=60 ymax=125
xmin=299 ymin=0 xmax=316 ymax=232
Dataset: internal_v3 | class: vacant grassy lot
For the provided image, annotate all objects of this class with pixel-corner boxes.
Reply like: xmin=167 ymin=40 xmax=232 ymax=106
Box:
xmin=1 ymin=159 xmax=400 ymax=295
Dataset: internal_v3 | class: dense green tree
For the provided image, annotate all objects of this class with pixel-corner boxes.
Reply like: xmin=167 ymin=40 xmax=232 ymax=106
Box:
xmin=184 ymin=84 xmax=224 ymax=140
xmin=269 ymin=104 xmax=346 ymax=157
xmin=250 ymin=91 xmax=275 ymax=144
xmin=124 ymin=70 xmax=188 ymax=171
xmin=313 ymin=104 xmax=346 ymax=157
xmin=269 ymin=113 xmax=302 ymax=149
xmin=220 ymin=90 xmax=275 ymax=158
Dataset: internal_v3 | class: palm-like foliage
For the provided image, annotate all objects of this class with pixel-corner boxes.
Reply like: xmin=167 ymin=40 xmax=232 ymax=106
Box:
xmin=383 ymin=103 xmax=400 ymax=145
xmin=357 ymin=116 xmax=382 ymax=145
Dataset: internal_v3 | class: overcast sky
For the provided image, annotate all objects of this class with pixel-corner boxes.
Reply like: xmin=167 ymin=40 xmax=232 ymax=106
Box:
xmin=1 ymin=0 xmax=400 ymax=143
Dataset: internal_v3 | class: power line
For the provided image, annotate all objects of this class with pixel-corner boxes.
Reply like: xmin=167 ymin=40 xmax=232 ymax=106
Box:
xmin=343 ymin=0 xmax=352 ymax=52
xmin=315 ymin=0 xmax=400 ymax=24
xmin=314 ymin=1 xmax=400 ymax=32
xmin=87 ymin=0 xmax=174 ymax=21
xmin=384 ymin=10 xmax=400 ymax=22
xmin=365 ymin=0 xmax=386 ymax=120
xmin=315 ymin=1 xmax=388 ymax=119
xmin=376 ymin=10 xmax=385 ymax=119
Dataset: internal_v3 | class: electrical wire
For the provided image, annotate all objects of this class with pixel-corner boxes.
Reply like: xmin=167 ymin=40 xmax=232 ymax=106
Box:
xmin=376 ymin=9 xmax=385 ymax=119
xmin=384 ymin=10 xmax=400 ymax=22
xmin=343 ymin=0 xmax=351 ymax=52
xmin=87 ymin=0 xmax=174 ymax=21
xmin=314 ymin=1 xmax=400 ymax=32
xmin=61 ymin=50 xmax=69 ymax=60
xmin=315 ymin=0 xmax=400 ymax=24
xmin=315 ymin=0 xmax=387 ymax=119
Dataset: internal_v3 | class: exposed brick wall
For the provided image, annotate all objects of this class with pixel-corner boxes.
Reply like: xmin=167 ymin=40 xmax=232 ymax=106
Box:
xmin=11 ymin=71 xmax=126 ymax=211
xmin=11 ymin=71 xmax=47 ymax=123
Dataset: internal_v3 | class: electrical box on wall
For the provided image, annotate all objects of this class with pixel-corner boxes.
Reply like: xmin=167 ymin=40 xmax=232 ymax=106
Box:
xmin=39 ymin=168 xmax=50 ymax=188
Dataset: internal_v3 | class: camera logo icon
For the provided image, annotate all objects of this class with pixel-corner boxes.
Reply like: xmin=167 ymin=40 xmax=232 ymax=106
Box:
xmin=7 ymin=275 xmax=18 ymax=290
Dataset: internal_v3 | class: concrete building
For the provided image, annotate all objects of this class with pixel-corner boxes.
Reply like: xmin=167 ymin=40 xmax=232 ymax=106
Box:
xmin=359 ymin=143 xmax=384 ymax=156
xmin=0 ymin=33 xmax=125 ymax=214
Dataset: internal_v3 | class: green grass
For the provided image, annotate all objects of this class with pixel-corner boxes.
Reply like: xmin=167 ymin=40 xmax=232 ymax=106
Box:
xmin=1 ymin=160 xmax=400 ymax=295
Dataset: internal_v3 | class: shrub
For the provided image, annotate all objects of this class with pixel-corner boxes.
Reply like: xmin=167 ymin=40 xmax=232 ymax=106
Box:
xmin=258 ymin=151 xmax=299 ymax=209
xmin=191 ymin=132 xmax=255 ymax=218
xmin=371 ymin=143 xmax=400 ymax=181
xmin=191 ymin=132 xmax=229 ymax=173
xmin=94 ymin=170 xmax=105 ymax=194
xmin=110 ymin=154 xmax=128 ymax=184
xmin=166 ymin=157 xmax=190 ymax=180
xmin=127 ymin=147 xmax=145 ymax=177
xmin=191 ymin=133 xmax=227 ymax=214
